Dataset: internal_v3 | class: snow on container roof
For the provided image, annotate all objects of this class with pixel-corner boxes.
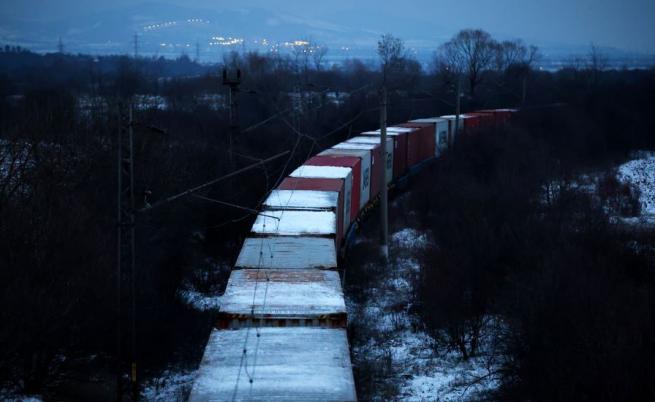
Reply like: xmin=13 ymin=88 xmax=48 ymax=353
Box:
xmin=251 ymin=210 xmax=336 ymax=237
xmin=289 ymin=165 xmax=352 ymax=180
xmin=333 ymin=142 xmax=377 ymax=150
xmin=440 ymin=114 xmax=473 ymax=119
xmin=410 ymin=117 xmax=448 ymax=123
xmin=188 ymin=327 xmax=357 ymax=402
xmin=263 ymin=190 xmax=338 ymax=210
xmin=346 ymin=136 xmax=392 ymax=144
xmin=235 ymin=237 xmax=337 ymax=270
xmin=219 ymin=269 xmax=346 ymax=318
xmin=361 ymin=130 xmax=404 ymax=136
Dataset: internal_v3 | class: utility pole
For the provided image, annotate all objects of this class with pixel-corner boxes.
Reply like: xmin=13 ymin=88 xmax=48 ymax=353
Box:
xmin=195 ymin=41 xmax=200 ymax=63
xmin=222 ymin=68 xmax=241 ymax=170
xmin=379 ymin=87 xmax=389 ymax=260
xmin=116 ymin=103 xmax=137 ymax=401
xmin=133 ymin=33 xmax=138 ymax=59
xmin=454 ymin=76 xmax=462 ymax=147
xmin=57 ymin=37 xmax=64 ymax=54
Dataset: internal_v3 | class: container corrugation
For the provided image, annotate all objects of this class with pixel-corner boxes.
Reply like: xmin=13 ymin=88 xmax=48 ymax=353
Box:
xmin=398 ymin=122 xmax=436 ymax=163
xmin=188 ymin=327 xmax=357 ymax=402
xmin=278 ymin=177 xmax=345 ymax=245
xmin=317 ymin=149 xmax=371 ymax=208
xmin=306 ymin=155 xmax=361 ymax=224
xmin=345 ymin=136 xmax=393 ymax=183
xmin=216 ymin=269 xmax=347 ymax=329
xmin=235 ymin=237 xmax=337 ymax=270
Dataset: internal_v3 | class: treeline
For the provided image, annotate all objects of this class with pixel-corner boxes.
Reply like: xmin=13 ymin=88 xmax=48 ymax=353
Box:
xmin=412 ymin=76 xmax=655 ymax=400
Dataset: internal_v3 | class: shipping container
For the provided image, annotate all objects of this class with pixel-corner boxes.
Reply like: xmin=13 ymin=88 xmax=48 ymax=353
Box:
xmin=318 ymin=148 xmax=372 ymax=209
xmin=465 ymin=112 xmax=495 ymax=129
xmin=475 ymin=108 xmax=517 ymax=127
xmin=345 ymin=136 xmax=394 ymax=182
xmin=189 ymin=327 xmax=357 ymax=402
xmin=263 ymin=189 xmax=338 ymax=211
xmin=250 ymin=210 xmax=336 ymax=240
xmin=306 ymin=155 xmax=361 ymax=222
xmin=278 ymin=177 xmax=346 ymax=245
xmin=235 ymin=237 xmax=337 ymax=270
xmin=397 ymin=122 xmax=436 ymax=164
xmin=409 ymin=117 xmax=449 ymax=156
xmin=329 ymin=143 xmax=381 ymax=199
xmin=289 ymin=165 xmax=354 ymax=228
xmin=361 ymin=127 xmax=410 ymax=175
xmin=216 ymin=269 xmax=347 ymax=329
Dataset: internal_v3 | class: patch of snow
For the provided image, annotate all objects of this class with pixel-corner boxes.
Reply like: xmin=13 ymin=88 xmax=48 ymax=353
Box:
xmin=0 ymin=389 xmax=43 ymax=402
xmin=617 ymin=152 xmax=655 ymax=216
xmin=392 ymin=228 xmax=430 ymax=249
xmin=177 ymin=288 xmax=222 ymax=311
xmin=142 ymin=368 xmax=195 ymax=402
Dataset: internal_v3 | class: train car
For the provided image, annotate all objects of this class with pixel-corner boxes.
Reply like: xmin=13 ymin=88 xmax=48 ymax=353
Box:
xmin=344 ymin=136 xmax=394 ymax=182
xmin=409 ymin=117 xmax=449 ymax=156
xmin=305 ymin=155 xmax=361 ymax=223
xmin=397 ymin=122 xmax=436 ymax=164
xmin=261 ymin=189 xmax=342 ymax=246
xmin=331 ymin=142 xmax=382 ymax=199
xmin=250 ymin=210 xmax=337 ymax=245
xmin=475 ymin=108 xmax=517 ymax=127
xmin=189 ymin=327 xmax=357 ymax=402
xmin=235 ymin=237 xmax=337 ymax=270
xmin=361 ymin=127 xmax=410 ymax=176
xmin=465 ymin=112 xmax=495 ymax=130
xmin=318 ymin=148 xmax=372 ymax=209
xmin=216 ymin=269 xmax=347 ymax=329
xmin=286 ymin=165 xmax=354 ymax=228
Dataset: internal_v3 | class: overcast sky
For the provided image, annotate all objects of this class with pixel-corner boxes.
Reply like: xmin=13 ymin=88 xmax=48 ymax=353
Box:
xmin=2 ymin=0 xmax=655 ymax=53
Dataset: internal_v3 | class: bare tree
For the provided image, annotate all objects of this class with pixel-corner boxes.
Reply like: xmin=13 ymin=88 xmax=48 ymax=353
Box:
xmin=377 ymin=34 xmax=406 ymax=86
xmin=312 ymin=43 xmax=329 ymax=71
xmin=496 ymin=39 xmax=539 ymax=104
xmin=438 ymin=29 xmax=497 ymax=97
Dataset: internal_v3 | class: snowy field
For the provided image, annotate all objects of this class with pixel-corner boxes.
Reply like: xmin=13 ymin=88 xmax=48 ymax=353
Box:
xmin=348 ymin=228 xmax=500 ymax=401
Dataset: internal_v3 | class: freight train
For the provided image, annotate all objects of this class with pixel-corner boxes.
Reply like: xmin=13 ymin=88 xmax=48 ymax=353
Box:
xmin=188 ymin=109 xmax=517 ymax=401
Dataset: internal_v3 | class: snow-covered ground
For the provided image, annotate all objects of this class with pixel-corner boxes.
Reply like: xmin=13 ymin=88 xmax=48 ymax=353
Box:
xmin=617 ymin=151 xmax=655 ymax=223
xmin=142 ymin=369 xmax=195 ymax=402
xmin=347 ymin=228 xmax=500 ymax=401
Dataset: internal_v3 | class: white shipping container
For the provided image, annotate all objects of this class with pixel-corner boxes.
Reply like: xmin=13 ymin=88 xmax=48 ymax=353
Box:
xmin=189 ymin=327 xmax=357 ymax=402
xmin=319 ymin=148 xmax=372 ymax=208
xmin=289 ymin=165 xmax=353 ymax=228
xmin=344 ymin=137 xmax=394 ymax=184
xmin=236 ymin=237 xmax=337 ymax=270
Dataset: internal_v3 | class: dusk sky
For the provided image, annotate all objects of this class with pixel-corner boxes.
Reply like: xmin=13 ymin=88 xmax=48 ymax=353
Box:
xmin=1 ymin=0 xmax=654 ymax=53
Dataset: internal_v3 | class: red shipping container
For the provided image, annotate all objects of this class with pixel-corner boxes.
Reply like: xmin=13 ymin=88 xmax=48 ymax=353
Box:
xmin=361 ymin=128 xmax=409 ymax=178
xmin=398 ymin=123 xmax=435 ymax=166
xmin=465 ymin=112 xmax=495 ymax=130
xmin=278 ymin=177 xmax=345 ymax=247
xmin=306 ymin=155 xmax=361 ymax=222
xmin=475 ymin=109 xmax=516 ymax=127
xmin=329 ymin=143 xmax=382 ymax=200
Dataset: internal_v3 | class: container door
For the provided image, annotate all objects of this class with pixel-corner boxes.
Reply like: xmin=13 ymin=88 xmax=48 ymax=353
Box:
xmin=360 ymin=153 xmax=371 ymax=207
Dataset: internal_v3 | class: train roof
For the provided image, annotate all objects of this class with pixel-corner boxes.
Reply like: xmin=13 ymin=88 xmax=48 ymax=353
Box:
xmin=219 ymin=269 xmax=346 ymax=318
xmin=289 ymin=165 xmax=352 ymax=180
xmin=235 ymin=237 xmax=337 ymax=270
xmin=250 ymin=210 xmax=336 ymax=237
xmin=188 ymin=327 xmax=357 ymax=402
xmin=263 ymin=190 xmax=338 ymax=211
xmin=346 ymin=136 xmax=393 ymax=145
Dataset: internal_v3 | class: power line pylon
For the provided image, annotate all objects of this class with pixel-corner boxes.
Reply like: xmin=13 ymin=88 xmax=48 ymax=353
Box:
xmin=222 ymin=68 xmax=242 ymax=170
